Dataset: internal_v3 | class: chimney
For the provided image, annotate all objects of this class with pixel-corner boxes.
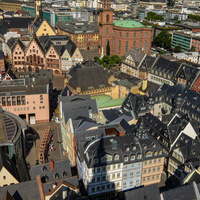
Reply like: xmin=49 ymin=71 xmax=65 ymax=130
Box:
xmin=63 ymin=188 xmax=68 ymax=199
xmin=50 ymin=159 xmax=54 ymax=172
xmin=36 ymin=175 xmax=45 ymax=200
xmin=52 ymin=182 xmax=57 ymax=189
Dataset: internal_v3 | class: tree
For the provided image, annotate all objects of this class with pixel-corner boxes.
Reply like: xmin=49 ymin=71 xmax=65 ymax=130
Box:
xmin=174 ymin=46 xmax=181 ymax=53
xmin=106 ymin=41 xmax=110 ymax=56
xmin=102 ymin=55 xmax=111 ymax=64
xmin=111 ymin=55 xmax=122 ymax=64
xmin=190 ymin=45 xmax=196 ymax=52
xmin=145 ymin=11 xmax=164 ymax=21
xmin=153 ymin=30 xmax=172 ymax=50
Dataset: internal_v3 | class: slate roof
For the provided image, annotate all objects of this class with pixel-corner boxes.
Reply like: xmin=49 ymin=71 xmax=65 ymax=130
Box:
xmin=2 ymin=191 xmax=15 ymax=200
xmin=82 ymin=134 xmax=163 ymax=168
xmin=123 ymin=48 xmax=146 ymax=68
xmin=6 ymin=38 xmax=18 ymax=51
xmin=3 ymin=17 xmax=34 ymax=29
xmin=151 ymin=57 xmax=181 ymax=81
xmin=68 ymin=64 xmax=113 ymax=91
xmin=124 ymin=184 xmax=161 ymax=200
xmin=56 ymin=20 xmax=99 ymax=34
xmin=30 ymin=159 xmax=72 ymax=183
xmin=59 ymin=95 xmax=98 ymax=122
xmin=0 ymin=180 xmax=41 ymax=200
xmin=139 ymin=55 xmax=156 ymax=72
xmin=162 ymin=182 xmax=200 ymax=200
xmin=42 ymin=176 xmax=79 ymax=194
xmin=174 ymin=61 xmax=200 ymax=87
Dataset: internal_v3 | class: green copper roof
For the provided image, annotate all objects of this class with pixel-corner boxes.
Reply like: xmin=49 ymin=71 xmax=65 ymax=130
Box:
xmin=91 ymin=95 xmax=125 ymax=109
xmin=113 ymin=19 xmax=145 ymax=28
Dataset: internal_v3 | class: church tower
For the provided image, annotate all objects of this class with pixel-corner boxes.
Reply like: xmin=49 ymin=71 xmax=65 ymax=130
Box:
xmin=98 ymin=0 xmax=113 ymax=55
xmin=35 ymin=0 xmax=43 ymax=18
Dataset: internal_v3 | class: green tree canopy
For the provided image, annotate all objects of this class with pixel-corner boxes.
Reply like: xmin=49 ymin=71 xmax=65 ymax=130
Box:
xmin=153 ymin=30 xmax=172 ymax=50
xmin=145 ymin=11 xmax=164 ymax=21
xmin=188 ymin=14 xmax=200 ymax=21
xmin=174 ymin=46 xmax=181 ymax=53
xmin=94 ymin=55 xmax=122 ymax=69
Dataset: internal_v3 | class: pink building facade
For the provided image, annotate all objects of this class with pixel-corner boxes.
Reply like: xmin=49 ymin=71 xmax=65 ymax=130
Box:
xmin=0 ymin=84 xmax=50 ymax=124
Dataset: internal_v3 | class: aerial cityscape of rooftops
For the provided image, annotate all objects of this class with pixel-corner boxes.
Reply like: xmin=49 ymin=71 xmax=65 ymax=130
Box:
xmin=1 ymin=0 xmax=200 ymax=199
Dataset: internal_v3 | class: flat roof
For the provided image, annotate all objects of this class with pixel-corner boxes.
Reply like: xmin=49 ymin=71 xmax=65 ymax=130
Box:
xmin=91 ymin=95 xmax=125 ymax=109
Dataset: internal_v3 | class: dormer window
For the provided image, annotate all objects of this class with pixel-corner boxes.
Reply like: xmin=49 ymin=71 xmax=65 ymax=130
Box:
xmin=124 ymin=156 xmax=129 ymax=162
xmin=143 ymin=145 xmax=147 ymax=149
xmin=158 ymin=150 xmax=162 ymax=155
xmin=137 ymin=154 xmax=142 ymax=159
xmin=62 ymin=171 xmax=67 ymax=177
xmin=126 ymin=147 xmax=130 ymax=152
xmin=145 ymin=151 xmax=153 ymax=157
xmin=42 ymin=166 xmax=47 ymax=172
xmin=114 ymin=154 xmax=119 ymax=161
xmin=101 ymin=156 xmax=106 ymax=162
xmin=130 ymin=155 xmax=135 ymax=161
xmin=133 ymin=146 xmax=136 ymax=150
xmin=94 ymin=158 xmax=99 ymax=164
xmin=55 ymin=173 xmax=59 ymax=179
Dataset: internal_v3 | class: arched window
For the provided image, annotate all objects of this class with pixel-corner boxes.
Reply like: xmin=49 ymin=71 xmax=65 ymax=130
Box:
xmin=106 ymin=14 xmax=109 ymax=22
xmin=106 ymin=27 xmax=109 ymax=36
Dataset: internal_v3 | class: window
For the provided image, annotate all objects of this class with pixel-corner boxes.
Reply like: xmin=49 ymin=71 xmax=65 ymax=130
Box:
xmin=130 ymin=172 xmax=134 ymax=178
xmin=124 ymin=156 xmax=128 ymax=162
xmin=3 ymin=176 xmax=6 ymax=180
xmin=140 ymin=41 xmax=142 ymax=47
xmin=112 ymin=174 xmax=115 ymax=179
xmin=145 ymin=151 xmax=153 ymax=157
xmin=40 ymin=95 xmax=43 ymax=100
xmin=134 ymin=33 xmax=136 ymax=38
xmin=114 ymin=154 xmax=119 ymax=161
xmin=140 ymin=32 xmax=142 ymax=38
xmin=133 ymin=41 xmax=136 ymax=47
xmin=119 ymin=40 xmax=121 ymax=52
xmin=106 ymin=14 xmax=110 ymax=22
xmin=123 ymin=182 xmax=127 ymax=188
xmin=96 ymin=167 xmax=101 ymax=173
xmin=119 ymin=32 xmax=121 ymax=37
xmin=129 ymin=181 xmax=133 ymax=187
xmin=33 ymin=107 xmax=35 ymax=110
xmin=137 ymin=154 xmax=142 ymax=159
xmin=126 ymin=33 xmax=129 ymax=38
xmin=130 ymin=155 xmax=135 ymax=161
xmin=126 ymin=41 xmax=128 ymax=52
xmin=106 ymin=27 xmax=109 ymax=36
xmin=144 ymin=40 xmax=147 ymax=52
xmin=94 ymin=158 xmax=99 ymax=163
xmin=117 ymin=173 xmax=120 ymax=178
xmin=145 ymin=32 xmax=148 ymax=38
xmin=137 ymin=171 xmax=140 ymax=177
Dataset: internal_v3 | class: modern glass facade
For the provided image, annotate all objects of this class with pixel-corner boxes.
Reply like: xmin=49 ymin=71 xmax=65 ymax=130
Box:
xmin=172 ymin=33 xmax=192 ymax=51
